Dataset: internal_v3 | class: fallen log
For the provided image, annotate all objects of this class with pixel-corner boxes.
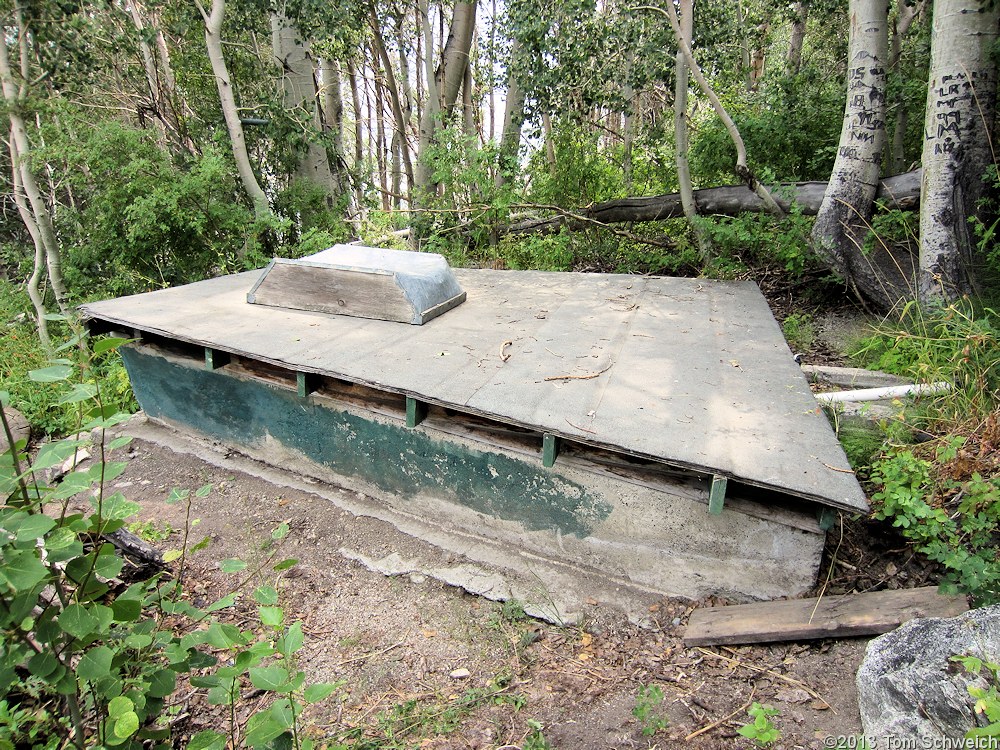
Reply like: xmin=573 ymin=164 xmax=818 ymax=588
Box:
xmin=507 ymin=169 xmax=921 ymax=235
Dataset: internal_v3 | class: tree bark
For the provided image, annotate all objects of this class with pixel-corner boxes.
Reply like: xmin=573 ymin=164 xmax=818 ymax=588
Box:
xmin=414 ymin=0 xmax=477 ymax=204
xmin=505 ymin=170 xmax=921 ymax=235
xmin=496 ymin=39 xmax=527 ymax=188
xmin=811 ymin=0 xmax=895 ymax=307
xmin=787 ymin=1 xmax=808 ymax=75
xmin=196 ymin=0 xmax=270 ymax=220
xmin=0 ymin=14 xmax=69 ymax=317
xmin=319 ymin=58 xmax=351 ymax=209
xmin=888 ymin=1 xmax=924 ymax=174
xmin=918 ymin=0 xmax=999 ymax=303
xmin=674 ymin=0 xmax=711 ymax=258
xmin=640 ymin=3 xmax=785 ymax=216
xmin=347 ymin=59 xmax=366 ymax=219
xmin=271 ymin=13 xmax=340 ymax=204
xmin=8 ymin=133 xmax=50 ymax=349
xmin=369 ymin=7 xmax=415 ymax=200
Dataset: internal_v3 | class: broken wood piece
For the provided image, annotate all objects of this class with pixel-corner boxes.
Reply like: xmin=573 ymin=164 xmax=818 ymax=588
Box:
xmin=683 ymin=587 xmax=969 ymax=646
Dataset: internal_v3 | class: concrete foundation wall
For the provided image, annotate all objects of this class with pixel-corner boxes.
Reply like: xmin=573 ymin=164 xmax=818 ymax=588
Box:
xmin=122 ymin=344 xmax=825 ymax=602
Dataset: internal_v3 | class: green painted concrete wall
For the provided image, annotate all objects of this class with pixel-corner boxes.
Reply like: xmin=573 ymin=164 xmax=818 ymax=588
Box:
xmin=122 ymin=347 xmax=611 ymax=536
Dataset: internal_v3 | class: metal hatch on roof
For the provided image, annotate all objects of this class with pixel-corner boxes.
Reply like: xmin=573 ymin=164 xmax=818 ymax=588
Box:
xmin=80 ymin=266 xmax=869 ymax=514
xmin=247 ymin=245 xmax=466 ymax=325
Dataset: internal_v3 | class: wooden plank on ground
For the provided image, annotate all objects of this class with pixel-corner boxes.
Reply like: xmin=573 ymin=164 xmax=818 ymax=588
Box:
xmin=683 ymin=587 xmax=969 ymax=646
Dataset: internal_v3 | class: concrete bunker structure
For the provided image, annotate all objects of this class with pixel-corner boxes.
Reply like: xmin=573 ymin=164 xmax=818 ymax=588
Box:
xmin=82 ymin=247 xmax=869 ymax=611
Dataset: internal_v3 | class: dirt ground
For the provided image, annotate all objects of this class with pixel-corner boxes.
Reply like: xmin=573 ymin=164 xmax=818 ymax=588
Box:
xmin=59 ymin=415 xmax=941 ymax=750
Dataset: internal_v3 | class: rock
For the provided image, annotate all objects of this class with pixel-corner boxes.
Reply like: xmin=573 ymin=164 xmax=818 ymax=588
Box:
xmin=2 ymin=406 xmax=30 ymax=452
xmin=856 ymin=604 xmax=1000 ymax=748
xmin=449 ymin=668 xmax=471 ymax=679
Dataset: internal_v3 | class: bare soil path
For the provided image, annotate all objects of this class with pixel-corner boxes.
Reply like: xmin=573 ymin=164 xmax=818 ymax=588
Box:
xmin=82 ymin=423 xmax=894 ymax=750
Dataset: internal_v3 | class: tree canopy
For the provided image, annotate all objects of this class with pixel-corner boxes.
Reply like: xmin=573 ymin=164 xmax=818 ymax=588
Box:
xmin=2 ymin=0 xmax=998 ymax=320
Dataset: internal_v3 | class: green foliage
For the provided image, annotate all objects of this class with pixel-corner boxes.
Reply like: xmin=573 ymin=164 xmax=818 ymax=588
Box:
xmin=522 ymin=719 xmax=553 ymax=750
xmin=526 ymin=124 xmax=628 ymax=207
xmin=632 ymin=684 xmax=668 ymax=736
xmin=333 ymin=674 xmax=527 ymax=749
xmin=700 ymin=208 xmax=821 ymax=282
xmin=737 ymin=702 xmax=781 ymax=747
xmin=850 ymin=303 xmax=1000 ymax=605
xmin=0 ymin=337 xmax=192 ymax=749
xmin=871 ymin=440 xmax=1000 ymax=604
xmin=851 ymin=302 xmax=1000 ymax=425
xmin=127 ymin=519 xmax=175 ymax=544
xmin=833 ymin=416 xmax=885 ymax=471
xmin=48 ymin=122 xmax=273 ymax=299
xmin=690 ymin=68 xmax=844 ymax=183
xmin=952 ymin=654 xmax=1000 ymax=740
xmin=0 ymin=333 xmax=338 ymax=748
xmin=496 ymin=232 xmax=575 ymax=272
xmin=781 ymin=313 xmax=817 ymax=352
xmin=0 ymin=286 xmax=137 ymax=436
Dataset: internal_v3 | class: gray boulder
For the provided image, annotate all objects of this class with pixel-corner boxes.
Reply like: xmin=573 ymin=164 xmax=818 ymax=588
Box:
xmin=857 ymin=604 xmax=1000 ymax=749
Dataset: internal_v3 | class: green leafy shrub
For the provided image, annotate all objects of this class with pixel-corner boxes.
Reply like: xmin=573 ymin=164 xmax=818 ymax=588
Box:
xmin=872 ymin=439 xmax=1000 ymax=604
xmin=952 ymin=654 xmax=1000 ymax=740
xmin=0 ymin=287 xmax=137 ymax=436
xmin=699 ymin=207 xmax=820 ymax=282
xmin=632 ymin=684 xmax=668 ymax=736
xmin=1 ymin=331 xmax=338 ymax=748
xmin=737 ymin=702 xmax=781 ymax=747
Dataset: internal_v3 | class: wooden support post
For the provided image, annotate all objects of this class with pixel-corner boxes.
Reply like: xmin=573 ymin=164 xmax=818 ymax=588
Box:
xmin=708 ymin=475 xmax=727 ymax=515
xmin=406 ymin=396 xmax=427 ymax=428
xmin=204 ymin=348 xmax=230 ymax=371
xmin=817 ymin=508 xmax=838 ymax=531
xmin=297 ymin=372 xmax=318 ymax=398
xmin=542 ymin=433 xmax=560 ymax=468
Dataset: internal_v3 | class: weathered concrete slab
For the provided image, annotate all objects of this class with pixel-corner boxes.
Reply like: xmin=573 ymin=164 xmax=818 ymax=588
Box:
xmin=81 ymin=268 xmax=868 ymax=512
xmin=121 ymin=346 xmax=826 ymax=602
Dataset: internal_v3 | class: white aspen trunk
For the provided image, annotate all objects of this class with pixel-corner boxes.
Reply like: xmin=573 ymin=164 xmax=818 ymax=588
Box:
xmin=918 ymin=0 xmax=1000 ymax=302
xmin=674 ymin=0 xmax=711 ymax=258
xmin=496 ymin=38 xmax=527 ymax=188
xmin=126 ymin=0 xmax=170 ymax=148
xmin=196 ymin=0 xmax=270 ymax=220
xmin=0 ymin=21 xmax=68 ymax=316
xmin=369 ymin=8 xmax=415 ymax=198
xmin=623 ymin=85 xmax=634 ymax=192
xmin=787 ymin=1 xmax=808 ymax=75
xmin=542 ymin=112 xmax=557 ymax=179
xmin=271 ymin=13 xmax=339 ymax=203
xmin=347 ymin=60 xmax=367 ymax=220
xmin=811 ymin=0 xmax=894 ymax=306
xmin=889 ymin=1 xmax=923 ymax=174
xmin=642 ymin=3 xmax=784 ymax=215
xmin=319 ymin=59 xmax=352 ymax=210
xmin=8 ymin=134 xmax=50 ymax=348
xmin=414 ymin=0 xmax=476 ymax=204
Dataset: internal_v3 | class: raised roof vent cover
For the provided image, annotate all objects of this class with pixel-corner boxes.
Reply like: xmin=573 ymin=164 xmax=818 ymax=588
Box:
xmin=247 ymin=245 xmax=466 ymax=325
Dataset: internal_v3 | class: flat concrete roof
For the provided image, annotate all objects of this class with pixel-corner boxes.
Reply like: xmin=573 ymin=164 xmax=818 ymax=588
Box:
xmin=81 ymin=268 xmax=869 ymax=513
